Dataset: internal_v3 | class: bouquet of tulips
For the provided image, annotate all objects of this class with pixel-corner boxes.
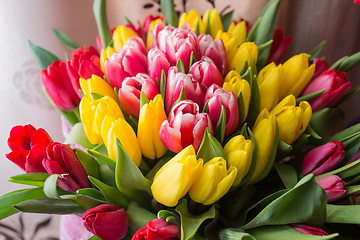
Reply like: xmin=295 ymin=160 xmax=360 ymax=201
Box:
xmin=2 ymin=0 xmax=360 ymax=239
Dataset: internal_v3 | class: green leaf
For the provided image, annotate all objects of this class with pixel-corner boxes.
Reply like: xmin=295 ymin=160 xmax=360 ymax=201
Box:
xmin=326 ymin=204 xmax=360 ymax=224
xmin=247 ymin=225 xmax=338 ymax=240
xmin=43 ymin=174 xmax=62 ymax=199
xmin=221 ymin=10 xmax=234 ymax=32
xmin=139 ymin=91 xmax=150 ymax=112
xmin=329 ymin=124 xmax=360 ymax=162
xmin=127 ymin=202 xmax=156 ymax=233
xmin=124 ymin=16 xmax=132 ymax=24
xmin=309 ymin=40 xmax=326 ymax=60
xmin=194 ymin=19 xmax=200 ymax=35
xmin=245 ymin=73 xmax=260 ymax=128
xmin=205 ymin=16 xmax=211 ymax=35
xmin=177 ymin=58 xmax=186 ymax=73
xmin=197 ymin=128 xmax=227 ymax=163
xmin=219 ymin=228 xmax=256 ymax=240
xmin=345 ymin=185 xmax=360 ymax=195
xmin=278 ymin=141 xmax=293 ymax=153
xmin=160 ymin=69 xmax=167 ymax=101
xmin=274 ymin=163 xmax=298 ymax=189
xmin=14 ymin=198 xmax=84 ymax=215
xmin=316 ymin=159 xmax=360 ymax=180
xmin=306 ymin=124 xmax=322 ymax=140
xmin=171 ymin=87 xmax=187 ymax=110
xmin=90 ymin=92 xmax=104 ymax=101
xmin=160 ymin=0 xmax=178 ymax=27
xmin=257 ymin=39 xmax=273 ymax=56
xmin=329 ymin=122 xmax=360 ymax=144
xmin=189 ymin=51 xmax=197 ymax=72
xmin=74 ymin=149 xmax=100 ymax=179
xmin=214 ymin=105 xmax=227 ymax=143
xmin=88 ymin=235 xmax=102 ymax=240
xmin=237 ymin=92 xmax=246 ymax=124
xmin=239 ymin=60 xmax=250 ymax=76
xmin=99 ymin=164 xmax=116 ymax=188
xmin=64 ymin=122 xmax=96 ymax=149
xmin=0 ymin=188 xmax=46 ymax=219
xmin=158 ymin=210 xmax=180 ymax=225
xmin=246 ymin=17 xmax=262 ymax=42
xmin=243 ymin=174 xmax=327 ymax=229
xmin=176 ymin=199 xmax=216 ymax=240
xmin=331 ymin=51 xmax=360 ymax=72
xmin=28 ymin=40 xmax=59 ymax=70
xmin=296 ymin=89 xmax=325 ymax=104
xmin=310 ymin=108 xmax=344 ymax=138
xmin=9 ymin=173 xmax=49 ymax=187
xmin=53 ymin=28 xmax=79 ymax=50
xmin=87 ymin=149 xmax=116 ymax=169
xmin=76 ymin=188 xmax=107 ymax=203
xmin=93 ymin=0 xmax=112 ymax=48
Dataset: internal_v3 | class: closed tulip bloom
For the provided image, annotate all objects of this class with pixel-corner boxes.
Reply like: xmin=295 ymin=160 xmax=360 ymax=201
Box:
xmin=138 ymin=95 xmax=167 ymax=159
xmin=230 ymin=42 xmax=258 ymax=72
xmin=160 ymin=100 xmax=213 ymax=153
xmin=205 ymin=84 xmax=239 ymax=136
xmin=112 ymin=25 xmax=139 ymax=51
xmin=224 ymin=135 xmax=253 ymax=186
xmin=105 ymin=37 xmax=147 ymax=89
xmin=315 ymin=175 xmax=346 ymax=202
xmin=280 ymin=54 xmax=315 ymax=99
xmin=6 ymin=124 xmax=53 ymax=173
xmin=290 ymin=224 xmax=328 ymax=236
xmin=132 ymin=218 xmax=180 ymax=240
xmin=146 ymin=19 xmax=164 ymax=49
xmin=119 ymin=73 xmax=160 ymax=118
xmin=271 ymin=95 xmax=312 ymax=145
xmin=215 ymin=31 xmax=238 ymax=64
xmin=249 ymin=109 xmax=277 ymax=184
xmin=79 ymin=74 xmax=118 ymax=103
xmin=100 ymin=46 xmax=115 ymax=73
xmin=257 ymin=62 xmax=283 ymax=111
xmin=179 ymin=10 xmax=205 ymax=34
xmin=227 ymin=21 xmax=247 ymax=46
xmin=101 ymin=115 xmax=142 ymax=166
xmin=302 ymin=141 xmax=345 ymax=176
xmin=267 ymin=27 xmax=293 ymax=65
xmin=198 ymin=34 xmax=228 ymax=76
xmin=42 ymin=142 xmax=90 ymax=192
xmin=143 ymin=15 xmax=164 ymax=32
xmin=41 ymin=61 xmax=81 ymax=111
xmin=203 ymin=9 xmax=223 ymax=38
xmin=147 ymin=48 xmax=170 ymax=82
xmin=190 ymin=157 xmax=237 ymax=205
xmin=191 ymin=57 xmax=224 ymax=89
xmin=83 ymin=204 xmax=128 ymax=240
xmin=79 ymin=96 xmax=124 ymax=145
xmin=165 ymin=67 xmax=204 ymax=113
xmin=302 ymin=69 xmax=351 ymax=112
xmin=151 ymin=145 xmax=203 ymax=207
xmin=312 ymin=57 xmax=329 ymax=78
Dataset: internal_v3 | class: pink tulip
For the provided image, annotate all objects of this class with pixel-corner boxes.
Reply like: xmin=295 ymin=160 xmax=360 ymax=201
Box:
xmin=267 ymin=27 xmax=292 ymax=64
xmin=354 ymin=0 xmax=360 ymax=5
xmin=204 ymin=84 xmax=239 ymax=136
xmin=105 ymin=37 xmax=147 ymax=89
xmin=132 ymin=218 xmax=180 ymax=240
xmin=143 ymin=15 xmax=164 ymax=32
xmin=42 ymin=142 xmax=90 ymax=192
xmin=198 ymin=34 xmax=228 ymax=76
xmin=165 ymin=67 xmax=204 ymax=113
xmin=302 ymin=69 xmax=351 ymax=112
xmin=66 ymin=46 xmax=103 ymax=98
xmin=313 ymin=58 xmax=329 ymax=78
xmin=190 ymin=57 xmax=224 ymax=90
xmin=302 ymin=141 xmax=345 ymax=176
xmin=119 ymin=73 xmax=159 ymax=118
xmin=290 ymin=224 xmax=328 ymax=236
xmin=316 ymin=175 xmax=346 ymax=202
xmin=41 ymin=61 xmax=81 ymax=111
xmin=160 ymin=100 xmax=213 ymax=153
xmin=147 ymin=48 xmax=170 ymax=81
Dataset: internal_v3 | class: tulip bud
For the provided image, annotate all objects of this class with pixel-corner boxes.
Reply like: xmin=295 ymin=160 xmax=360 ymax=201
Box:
xmin=100 ymin=46 xmax=115 ymax=73
xmin=257 ymin=62 xmax=283 ymax=111
xmin=204 ymin=84 xmax=239 ymax=136
xmin=290 ymin=224 xmax=328 ymax=236
xmin=280 ymin=54 xmax=315 ymax=99
xmin=312 ymin=57 xmax=329 ymax=78
xmin=132 ymin=218 xmax=181 ymax=240
xmin=203 ymin=9 xmax=223 ymax=38
xmin=191 ymin=57 xmax=224 ymax=89
xmin=230 ymin=42 xmax=258 ymax=72
xmin=112 ymin=25 xmax=139 ymax=51
xmin=215 ymin=31 xmax=238 ymax=64
xmin=315 ymin=175 xmax=346 ymax=202
xmin=79 ymin=96 xmax=124 ymax=145
xmin=151 ymin=145 xmax=203 ymax=207
xmin=302 ymin=141 xmax=345 ymax=176
xmin=138 ymin=95 xmax=167 ymax=159
xmin=119 ymin=73 xmax=160 ymax=118
xmin=83 ymin=204 xmax=128 ymax=240
xmin=302 ymin=69 xmax=351 ymax=112
xmin=179 ymin=10 xmax=205 ymax=34
xmin=41 ymin=61 xmax=81 ymax=111
xmin=143 ymin=15 xmax=164 ymax=32
xmin=42 ymin=142 xmax=90 ymax=192
xmin=267 ymin=27 xmax=292 ymax=65
xmin=227 ymin=21 xmax=247 ymax=47
xmin=79 ymin=74 xmax=118 ymax=103
xmin=147 ymin=48 xmax=170 ymax=82
xmin=224 ymin=135 xmax=253 ymax=186
xmin=6 ymin=124 xmax=53 ymax=173
xmin=160 ymin=100 xmax=213 ymax=153
xmin=189 ymin=157 xmax=237 ymax=205
xmin=270 ymin=95 xmax=312 ymax=145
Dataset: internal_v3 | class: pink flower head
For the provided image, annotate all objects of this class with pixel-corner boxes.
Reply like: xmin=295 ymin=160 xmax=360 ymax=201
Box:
xmin=313 ymin=58 xmax=329 ymax=78
xmin=143 ymin=15 xmax=164 ymax=32
xmin=147 ymin=48 xmax=170 ymax=81
xmin=190 ymin=57 xmax=224 ymax=90
xmin=316 ymin=175 xmax=346 ymax=202
xmin=132 ymin=218 xmax=180 ymax=240
xmin=290 ymin=224 xmax=328 ymax=236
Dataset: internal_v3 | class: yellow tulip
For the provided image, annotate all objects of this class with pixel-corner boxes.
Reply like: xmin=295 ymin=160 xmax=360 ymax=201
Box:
xmin=101 ymin=115 xmax=142 ymax=166
xmin=179 ymin=10 xmax=205 ymax=34
xmin=223 ymin=70 xmax=251 ymax=121
xmin=224 ymin=135 xmax=253 ymax=186
xmin=138 ymin=95 xmax=167 ymax=159
xmin=227 ymin=21 xmax=247 ymax=46
xmin=257 ymin=62 xmax=283 ymax=111
xmin=270 ymin=95 xmax=312 ymax=145
xmin=230 ymin=42 xmax=258 ymax=72
xmin=151 ymin=145 xmax=203 ymax=207
xmin=215 ymin=31 xmax=237 ymax=64
xmin=113 ymin=25 xmax=139 ymax=51
xmin=203 ymin=9 xmax=223 ymax=38
xmin=100 ymin=46 xmax=115 ymax=73
xmin=280 ymin=54 xmax=315 ymax=99
xmin=146 ymin=18 xmax=163 ymax=49
xmin=189 ymin=157 xmax=237 ymax=205
xmin=79 ymin=74 xmax=118 ymax=104
xmin=249 ymin=109 xmax=277 ymax=184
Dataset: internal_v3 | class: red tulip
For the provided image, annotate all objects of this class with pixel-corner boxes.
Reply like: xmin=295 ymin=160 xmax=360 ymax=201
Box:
xmin=83 ymin=204 xmax=128 ymax=240
xmin=105 ymin=37 xmax=147 ymax=89
xmin=354 ymin=0 xmax=360 ymax=5
xmin=66 ymin=46 xmax=102 ymax=98
xmin=302 ymin=141 xmax=345 ymax=176
xmin=132 ymin=218 xmax=180 ymax=240
xmin=160 ymin=100 xmax=213 ymax=153
xmin=42 ymin=142 xmax=89 ymax=192
xmin=267 ymin=27 xmax=292 ymax=65
xmin=147 ymin=48 xmax=170 ymax=82
xmin=6 ymin=124 xmax=52 ymax=173
xmin=119 ymin=73 xmax=159 ymax=118
xmin=190 ymin=57 xmax=224 ymax=90
xmin=312 ymin=58 xmax=329 ymax=78
xmin=41 ymin=61 xmax=81 ymax=111
xmin=302 ymin=69 xmax=351 ymax=112
xmin=204 ymin=84 xmax=239 ymax=136
xmin=316 ymin=175 xmax=346 ymax=202
xmin=290 ymin=224 xmax=328 ymax=236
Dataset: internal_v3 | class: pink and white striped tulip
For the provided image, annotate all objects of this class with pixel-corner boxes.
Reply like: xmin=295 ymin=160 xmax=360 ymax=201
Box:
xmin=147 ymin=48 xmax=170 ymax=81
xmin=190 ymin=57 xmax=224 ymax=90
